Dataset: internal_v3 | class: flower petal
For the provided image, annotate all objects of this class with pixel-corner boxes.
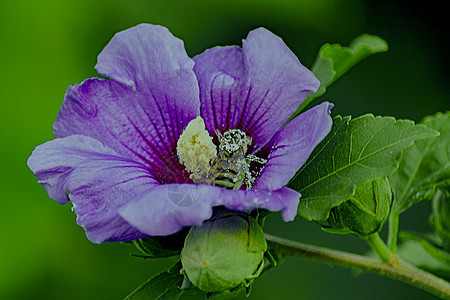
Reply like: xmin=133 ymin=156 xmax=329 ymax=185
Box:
xmin=27 ymin=135 xmax=158 ymax=243
xmin=119 ymin=184 xmax=299 ymax=236
xmin=54 ymin=24 xmax=201 ymax=183
xmin=216 ymin=186 xmax=300 ymax=222
xmin=194 ymin=28 xmax=320 ymax=151
xmin=193 ymin=46 xmax=244 ymax=136
xmin=253 ymin=102 xmax=333 ymax=191
xmin=119 ymin=184 xmax=215 ymax=236
xmin=53 ymin=77 xmax=193 ymax=184
xmin=96 ymin=24 xmax=196 ymax=91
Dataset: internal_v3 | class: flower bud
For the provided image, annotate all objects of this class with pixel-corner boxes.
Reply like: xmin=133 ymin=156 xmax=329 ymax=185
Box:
xmin=181 ymin=214 xmax=267 ymax=292
xmin=430 ymin=189 xmax=450 ymax=249
xmin=326 ymin=177 xmax=392 ymax=237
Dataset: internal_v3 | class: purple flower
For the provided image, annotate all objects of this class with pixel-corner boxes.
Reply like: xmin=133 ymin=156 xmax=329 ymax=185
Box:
xmin=27 ymin=24 xmax=333 ymax=244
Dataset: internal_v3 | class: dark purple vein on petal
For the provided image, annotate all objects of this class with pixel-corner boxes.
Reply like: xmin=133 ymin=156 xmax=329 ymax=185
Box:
xmin=210 ymin=75 xmax=220 ymax=132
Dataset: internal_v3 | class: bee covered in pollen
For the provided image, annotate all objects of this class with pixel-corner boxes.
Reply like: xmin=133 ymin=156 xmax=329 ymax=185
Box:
xmin=209 ymin=129 xmax=266 ymax=190
xmin=176 ymin=116 xmax=267 ymax=190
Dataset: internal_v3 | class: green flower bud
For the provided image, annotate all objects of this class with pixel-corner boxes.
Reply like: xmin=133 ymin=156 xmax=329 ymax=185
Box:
xmin=430 ymin=189 xmax=450 ymax=249
xmin=326 ymin=177 xmax=392 ymax=237
xmin=181 ymin=214 xmax=267 ymax=292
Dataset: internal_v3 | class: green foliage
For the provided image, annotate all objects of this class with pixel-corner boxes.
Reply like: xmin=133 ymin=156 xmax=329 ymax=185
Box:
xmin=431 ymin=189 xmax=450 ymax=250
xmin=289 ymin=114 xmax=437 ymax=222
xmin=325 ymin=177 xmax=392 ymax=237
xmin=205 ymin=285 xmax=248 ymax=300
xmin=389 ymin=112 xmax=450 ymax=214
xmin=132 ymin=229 xmax=189 ymax=258
xmin=400 ymin=231 xmax=450 ymax=268
xmin=291 ymin=34 xmax=388 ymax=118
xmin=398 ymin=231 xmax=450 ymax=282
xmin=124 ymin=262 xmax=184 ymax=300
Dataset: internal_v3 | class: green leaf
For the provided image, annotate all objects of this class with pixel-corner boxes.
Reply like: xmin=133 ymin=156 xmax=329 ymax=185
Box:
xmin=124 ymin=262 xmax=184 ymax=300
xmin=431 ymin=189 xmax=450 ymax=249
xmin=162 ymin=287 xmax=184 ymax=300
xmin=389 ymin=112 xmax=450 ymax=214
xmin=291 ymin=34 xmax=388 ymax=118
xmin=400 ymin=231 xmax=450 ymax=267
xmin=132 ymin=228 xmax=189 ymax=258
xmin=289 ymin=114 xmax=438 ymax=221
xmin=206 ymin=284 xmax=247 ymax=300
xmin=397 ymin=232 xmax=450 ymax=280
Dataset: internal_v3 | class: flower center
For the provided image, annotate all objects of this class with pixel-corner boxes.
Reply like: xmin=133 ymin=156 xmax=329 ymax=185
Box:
xmin=177 ymin=117 xmax=266 ymax=190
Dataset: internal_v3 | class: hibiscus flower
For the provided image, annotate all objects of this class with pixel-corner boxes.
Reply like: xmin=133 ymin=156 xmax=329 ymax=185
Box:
xmin=27 ymin=24 xmax=333 ymax=244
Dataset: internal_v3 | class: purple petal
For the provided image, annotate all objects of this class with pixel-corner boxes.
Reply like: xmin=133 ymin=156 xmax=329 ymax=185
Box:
xmin=119 ymin=184 xmax=215 ymax=236
xmin=27 ymin=135 xmax=158 ymax=243
xmin=194 ymin=28 xmax=320 ymax=151
xmin=215 ymin=186 xmax=300 ymax=222
xmin=253 ymin=102 xmax=333 ymax=191
xmin=96 ymin=24 xmax=196 ymax=91
xmin=193 ymin=46 xmax=244 ymax=136
xmin=53 ymin=78 xmax=193 ymax=184
xmin=119 ymin=183 xmax=299 ymax=236
xmin=54 ymin=24 xmax=201 ymax=184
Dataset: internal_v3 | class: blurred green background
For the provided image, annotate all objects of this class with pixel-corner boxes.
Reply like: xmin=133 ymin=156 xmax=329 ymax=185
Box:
xmin=0 ymin=0 xmax=448 ymax=299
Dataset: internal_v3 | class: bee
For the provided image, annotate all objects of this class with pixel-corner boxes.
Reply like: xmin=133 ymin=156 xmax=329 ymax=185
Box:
xmin=208 ymin=129 xmax=266 ymax=190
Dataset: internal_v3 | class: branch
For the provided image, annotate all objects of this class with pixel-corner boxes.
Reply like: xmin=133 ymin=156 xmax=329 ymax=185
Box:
xmin=265 ymin=233 xmax=450 ymax=299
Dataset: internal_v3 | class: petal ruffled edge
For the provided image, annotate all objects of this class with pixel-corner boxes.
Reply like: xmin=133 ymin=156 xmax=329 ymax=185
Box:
xmin=27 ymin=135 xmax=159 ymax=243
xmin=119 ymin=183 xmax=300 ymax=236
xmin=194 ymin=28 xmax=320 ymax=152
xmin=56 ymin=24 xmax=201 ymax=184
xmin=95 ymin=24 xmax=196 ymax=89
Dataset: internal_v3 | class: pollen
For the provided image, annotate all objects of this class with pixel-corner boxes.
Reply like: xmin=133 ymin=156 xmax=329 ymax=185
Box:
xmin=177 ymin=116 xmax=217 ymax=183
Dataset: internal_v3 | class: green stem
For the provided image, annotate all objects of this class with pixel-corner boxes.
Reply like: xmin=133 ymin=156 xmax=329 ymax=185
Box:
xmin=387 ymin=213 xmax=400 ymax=253
xmin=366 ymin=233 xmax=392 ymax=262
xmin=265 ymin=233 xmax=450 ymax=299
